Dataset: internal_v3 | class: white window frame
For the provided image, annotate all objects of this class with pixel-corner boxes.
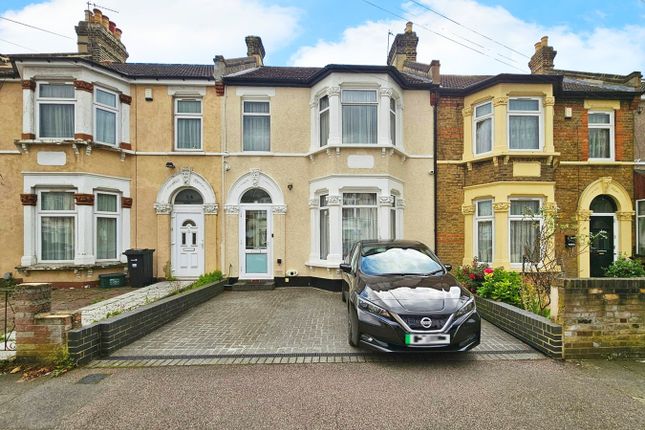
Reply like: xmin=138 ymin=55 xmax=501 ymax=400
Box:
xmin=93 ymin=87 xmax=119 ymax=146
xmin=473 ymin=100 xmax=493 ymax=155
xmin=174 ymin=98 xmax=203 ymax=151
xmin=474 ymin=199 xmax=494 ymax=264
xmin=36 ymin=82 xmax=76 ymax=140
xmin=319 ymin=95 xmax=330 ymax=147
xmin=389 ymin=97 xmax=397 ymax=146
xmin=637 ymin=199 xmax=645 ymax=255
xmin=507 ymin=97 xmax=544 ymax=151
xmin=588 ymin=110 xmax=615 ymax=161
xmin=94 ymin=191 xmax=121 ymax=262
xmin=508 ymin=198 xmax=543 ymax=265
xmin=319 ymin=194 xmax=330 ymax=260
xmin=242 ymin=99 xmax=271 ymax=152
xmin=37 ymin=189 xmax=77 ymax=263
xmin=341 ymin=89 xmax=378 ymax=145
xmin=341 ymin=191 xmax=378 ymax=257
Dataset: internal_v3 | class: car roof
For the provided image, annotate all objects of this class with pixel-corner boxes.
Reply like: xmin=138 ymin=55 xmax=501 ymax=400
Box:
xmin=358 ymin=239 xmax=428 ymax=249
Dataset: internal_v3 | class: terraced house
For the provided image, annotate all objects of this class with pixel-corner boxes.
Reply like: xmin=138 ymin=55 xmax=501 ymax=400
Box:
xmin=0 ymin=11 xmax=642 ymax=288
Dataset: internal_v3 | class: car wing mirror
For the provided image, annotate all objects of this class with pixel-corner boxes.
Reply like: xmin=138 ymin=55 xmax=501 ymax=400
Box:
xmin=339 ymin=263 xmax=352 ymax=274
xmin=444 ymin=264 xmax=452 ymax=272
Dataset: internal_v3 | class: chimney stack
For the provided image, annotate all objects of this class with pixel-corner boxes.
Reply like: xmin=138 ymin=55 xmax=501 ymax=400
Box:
xmin=245 ymin=36 xmax=266 ymax=66
xmin=528 ymin=36 xmax=556 ymax=74
xmin=75 ymin=8 xmax=128 ymax=63
xmin=387 ymin=21 xmax=419 ymax=70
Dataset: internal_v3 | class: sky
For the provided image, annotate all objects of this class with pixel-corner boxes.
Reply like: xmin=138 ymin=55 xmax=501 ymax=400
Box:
xmin=0 ymin=0 xmax=644 ymax=75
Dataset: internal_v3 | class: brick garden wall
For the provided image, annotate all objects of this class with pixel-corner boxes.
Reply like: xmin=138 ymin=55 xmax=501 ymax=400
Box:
xmin=474 ymin=295 xmax=563 ymax=358
xmin=556 ymin=278 xmax=644 ymax=358
xmin=68 ymin=281 xmax=226 ymax=364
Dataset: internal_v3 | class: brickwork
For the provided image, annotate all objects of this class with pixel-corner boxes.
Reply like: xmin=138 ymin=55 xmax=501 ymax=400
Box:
xmin=13 ymin=283 xmax=73 ymax=363
xmin=68 ymin=280 xmax=226 ymax=364
xmin=475 ymin=296 xmax=563 ymax=358
xmin=556 ymin=278 xmax=644 ymax=358
xmin=464 ymin=158 xmax=555 ymax=187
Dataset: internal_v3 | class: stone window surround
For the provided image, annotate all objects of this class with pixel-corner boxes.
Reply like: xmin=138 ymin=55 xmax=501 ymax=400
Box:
xmin=20 ymin=65 xmax=131 ymax=148
xmin=309 ymin=73 xmax=404 ymax=153
xmin=461 ymin=83 xmax=556 ymax=164
xmin=21 ymin=172 xmax=131 ymax=267
xmin=307 ymin=175 xmax=404 ymax=268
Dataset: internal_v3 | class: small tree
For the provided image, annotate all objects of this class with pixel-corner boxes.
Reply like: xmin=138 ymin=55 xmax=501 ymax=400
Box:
xmin=519 ymin=204 xmax=602 ymax=315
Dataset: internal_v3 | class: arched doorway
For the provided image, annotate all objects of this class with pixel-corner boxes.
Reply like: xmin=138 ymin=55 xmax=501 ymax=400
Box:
xmin=172 ymin=188 xmax=204 ymax=278
xmin=239 ymin=188 xmax=273 ymax=279
xmin=589 ymin=195 xmax=617 ymax=277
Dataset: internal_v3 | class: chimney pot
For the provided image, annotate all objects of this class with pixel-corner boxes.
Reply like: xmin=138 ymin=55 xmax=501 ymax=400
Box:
xmin=114 ymin=28 xmax=122 ymax=40
xmin=109 ymin=21 xmax=116 ymax=33
xmin=429 ymin=60 xmax=441 ymax=85
xmin=405 ymin=22 xmax=413 ymax=33
xmin=541 ymin=36 xmax=549 ymax=46
xmin=387 ymin=23 xmax=419 ymax=69
xmin=102 ymin=15 xmax=109 ymax=30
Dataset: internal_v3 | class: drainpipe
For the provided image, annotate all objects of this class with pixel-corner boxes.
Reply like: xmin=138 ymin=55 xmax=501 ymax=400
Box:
xmin=432 ymin=88 xmax=439 ymax=253
xmin=220 ymin=84 xmax=228 ymax=276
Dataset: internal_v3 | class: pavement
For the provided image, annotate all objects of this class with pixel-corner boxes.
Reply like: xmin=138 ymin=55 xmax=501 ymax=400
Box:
xmin=0 ymin=358 xmax=643 ymax=429
xmin=103 ymin=288 xmax=542 ymax=365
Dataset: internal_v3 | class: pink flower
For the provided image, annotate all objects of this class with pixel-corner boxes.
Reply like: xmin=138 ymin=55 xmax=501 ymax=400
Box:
xmin=484 ymin=267 xmax=493 ymax=274
xmin=468 ymin=273 xmax=476 ymax=280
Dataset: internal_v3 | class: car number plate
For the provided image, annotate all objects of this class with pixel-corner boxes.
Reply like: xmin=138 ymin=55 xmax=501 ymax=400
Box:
xmin=405 ymin=333 xmax=451 ymax=345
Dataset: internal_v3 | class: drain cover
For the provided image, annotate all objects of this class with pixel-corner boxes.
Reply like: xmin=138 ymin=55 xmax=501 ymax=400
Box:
xmin=77 ymin=373 xmax=110 ymax=384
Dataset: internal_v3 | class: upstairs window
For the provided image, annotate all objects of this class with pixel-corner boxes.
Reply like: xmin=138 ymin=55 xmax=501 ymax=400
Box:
xmin=39 ymin=191 xmax=75 ymax=262
xmin=342 ymin=90 xmax=377 ymax=144
xmin=94 ymin=88 xmax=118 ymax=146
xmin=37 ymin=83 xmax=75 ymax=139
xmin=474 ymin=101 xmax=493 ymax=154
xmin=175 ymin=99 xmax=202 ymax=150
xmin=508 ymin=98 xmax=541 ymax=150
xmin=390 ymin=98 xmax=397 ymax=146
xmin=243 ymin=100 xmax=270 ymax=151
xmin=95 ymin=192 xmax=119 ymax=260
xmin=588 ymin=111 xmax=614 ymax=160
xmin=319 ymin=96 xmax=330 ymax=147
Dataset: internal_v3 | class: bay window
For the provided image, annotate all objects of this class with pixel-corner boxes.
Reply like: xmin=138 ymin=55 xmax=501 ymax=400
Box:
xmin=588 ymin=111 xmax=614 ymax=160
xmin=341 ymin=90 xmax=377 ymax=144
xmin=508 ymin=98 xmax=541 ymax=150
xmin=342 ymin=192 xmax=378 ymax=257
xmin=637 ymin=200 xmax=645 ymax=255
xmin=475 ymin=200 xmax=493 ymax=263
xmin=319 ymin=96 xmax=329 ymax=147
xmin=95 ymin=193 xmax=119 ymax=260
xmin=319 ymin=195 xmax=330 ymax=259
xmin=37 ymin=83 xmax=75 ymax=139
xmin=474 ymin=101 xmax=493 ymax=154
xmin=94 ymin=88 xmax=118 ymax=146
xmin=175 ymin=98 xmax=202 ymax=150
xmin=243 ymin=100 xmax=270 ymax=151
xmin=509 ymin=199 xmax=542 ymax=264
xmin=39 ymin=191 xmax=75 ymax=262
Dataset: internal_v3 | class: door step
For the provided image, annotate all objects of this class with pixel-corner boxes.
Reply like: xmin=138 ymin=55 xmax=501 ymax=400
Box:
xmin=229 ymin=280 xmax=275 ymax=291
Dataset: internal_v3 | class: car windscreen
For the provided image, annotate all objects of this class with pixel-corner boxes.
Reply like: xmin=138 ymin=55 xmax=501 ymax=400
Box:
xmin=359 ymin=246 xmax=444 ymax=276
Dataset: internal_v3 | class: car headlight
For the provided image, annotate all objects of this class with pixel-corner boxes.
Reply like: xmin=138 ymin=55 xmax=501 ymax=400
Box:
xmin=454 ymin=298 xmax=476 ymax=319
xmin=356 ymin=296 xmax=392 ymax=320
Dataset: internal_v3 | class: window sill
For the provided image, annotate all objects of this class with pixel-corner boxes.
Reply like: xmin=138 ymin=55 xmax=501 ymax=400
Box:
xmin=460 ymin=151 xmax=561 ymax=168
xmin=309 ymin=144 xmax=407 ymax=158
xmin=16 ymin=261 xmax=126 ymax=273
xmin=15 ymin=139 xmax=129 ymax=158
xmin=306 ymin=260 xmax=343 ymax=269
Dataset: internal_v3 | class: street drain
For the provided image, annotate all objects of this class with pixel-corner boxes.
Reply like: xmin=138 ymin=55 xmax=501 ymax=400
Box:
xmin=77 ymin=373 xmax=110 ymax=384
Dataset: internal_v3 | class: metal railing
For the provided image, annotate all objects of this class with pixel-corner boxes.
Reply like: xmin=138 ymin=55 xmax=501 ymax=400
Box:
xmin=1 ymin=288 xmax=15 ymax=352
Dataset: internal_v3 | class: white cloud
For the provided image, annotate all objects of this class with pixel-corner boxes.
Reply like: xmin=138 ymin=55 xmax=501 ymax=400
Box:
xmin=289 ymin=0 xmax=645 ymax=75
xmin=0 ymin=0 xmax=301 ymax=63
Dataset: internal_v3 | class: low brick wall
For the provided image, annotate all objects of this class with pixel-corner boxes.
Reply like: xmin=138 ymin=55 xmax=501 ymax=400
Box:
xmin=68 ymin=280 xmax=226 ymax=364
xmin=556 ymin=278 xmax=644 ymax=359
xmin=475 ymin=296 xmax=563 ymax=358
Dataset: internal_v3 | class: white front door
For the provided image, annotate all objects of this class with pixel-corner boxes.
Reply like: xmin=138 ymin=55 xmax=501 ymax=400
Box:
xmin=239 ymin=206 xmax=272 ymax=279
xmin=172 ymin=208 xmax=204 ymax=278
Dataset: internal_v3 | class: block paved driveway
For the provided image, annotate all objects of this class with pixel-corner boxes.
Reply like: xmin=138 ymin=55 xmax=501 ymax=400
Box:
xmin=99 ymin=287 xmax=543 ymax=366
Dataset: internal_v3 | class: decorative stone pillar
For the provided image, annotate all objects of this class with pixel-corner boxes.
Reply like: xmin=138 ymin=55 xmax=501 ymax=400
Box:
xmin=576 ymin=209 xmax=593 ymax=277
xmin=74 ymin=80 xmax=94 ymax=141
xmin=119 ymin=94 xmax=131 ymax=148
xmin=21 ymin=80 xmax=36 ymax=139
xmin=462 ymin=106 xmax=473 ymax=160
xmin=378 ymin=88 xmax=393 ymax=145
xmin=20 ymin=193 xmax=38 ymax=266
xmin=492 ymin=96 xmax=508 ymax=153
xmin=308 ymin=198 xmax=320 ymax=262
xmin=326 ymin=195 xmax=343 ymax=262
xmin=461 ymin=204 xmax=475 ymax=266
xmin=378 ymin=195 xmax=394 ymax=240
xmin=121 ymin=197 xmax=133 ymax=263
xmin=74 ymin=193 xmax=95 ymax=265
xmin=327 ymin=87 xmax=341 ymax=146
xmin=616 ymin=211 xmax=635 ymax=258
xmin=544 ymin=96 xmax=555 ymax=153
xmin=309 ymin=99 xmax=318 ymax=151
xmin=493 ymin=202 xmax=511 ymax=269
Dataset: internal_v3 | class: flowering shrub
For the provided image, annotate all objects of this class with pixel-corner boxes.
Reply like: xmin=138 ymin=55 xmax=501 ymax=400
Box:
xmin=455 ymin=258 xmax=491 ymax=293
xmin=476 ymin=267 xmax=523 ymax=308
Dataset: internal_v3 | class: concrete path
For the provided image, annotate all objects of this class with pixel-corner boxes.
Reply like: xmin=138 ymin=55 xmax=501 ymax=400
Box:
xmin=96 ymin=287 xmax=542 ymax=366
xmin=0 ymin=359 xmax=643 ymax=429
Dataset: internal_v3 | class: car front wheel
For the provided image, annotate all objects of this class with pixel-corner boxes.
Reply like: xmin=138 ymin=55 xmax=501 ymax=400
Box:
xmin=347 ymin=302 xmax=360 ymax=347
